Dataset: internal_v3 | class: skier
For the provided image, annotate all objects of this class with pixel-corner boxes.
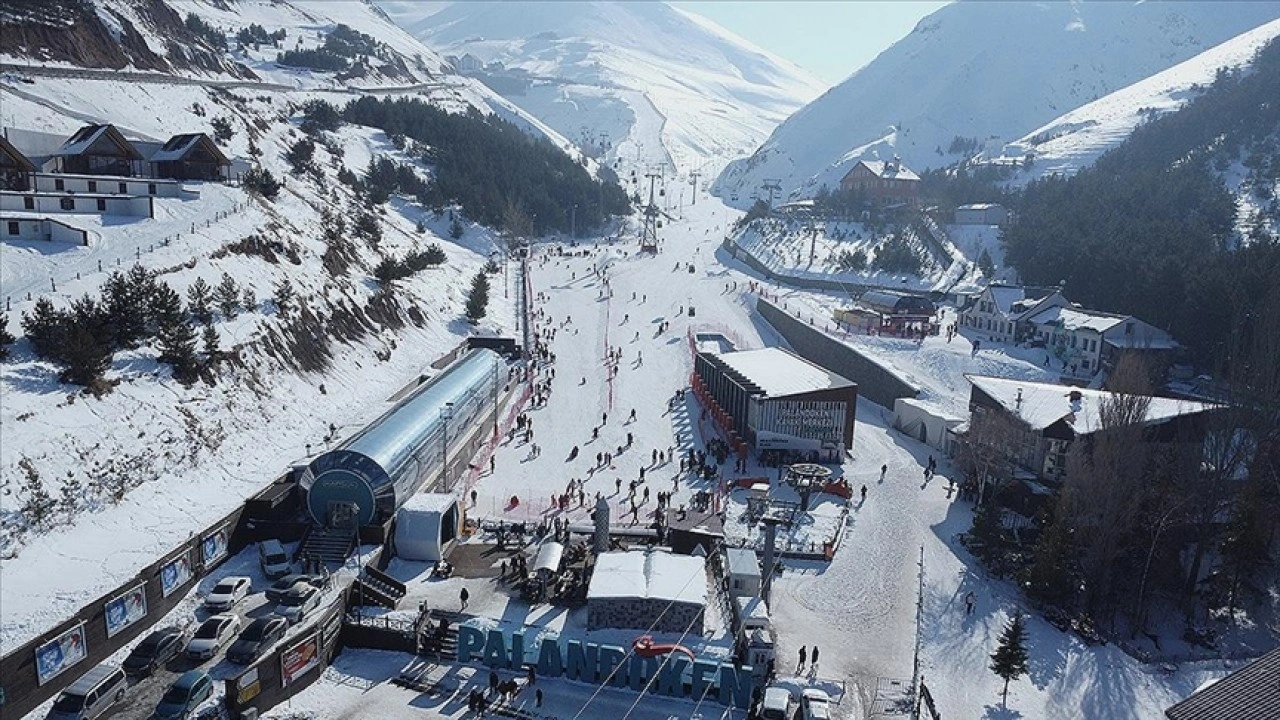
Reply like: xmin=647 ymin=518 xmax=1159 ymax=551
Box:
xmin=460 ymin=586 xmax=470 ymax=611
xmin=797 ymin=645 xmax=807 ymax=672
xmin=880 ymin=464 xmax=888 ymax=482
xmin=629 ymin=408 xmax=637 ymax=422
xmin=860 ymin=485 xmax=867 ymax=502
xmin=568 ymin=445 xmax=579 ymax=461
xmin=811 ymin=646 xmax=819 ymax=666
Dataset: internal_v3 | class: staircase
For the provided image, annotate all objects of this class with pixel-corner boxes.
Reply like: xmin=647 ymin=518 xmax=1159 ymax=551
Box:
xmin=417 ymin=609 xmax=469 ymax=661
xmin=351 ymin=567 xmax=407 ymax=609
xmin=297 ymin=525 xmax=356 ymax=569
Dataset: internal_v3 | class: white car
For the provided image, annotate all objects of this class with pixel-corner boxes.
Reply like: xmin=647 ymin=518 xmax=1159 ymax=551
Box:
xmin=275 ymin=585 xmax=321 ymax=625
xmin=801 ymin=688 xmax=832 ymax=720
xmin=185 ymin=614 xmax=241 ymax=660
xmin=203 ymin=576 xmax=251 ymax=612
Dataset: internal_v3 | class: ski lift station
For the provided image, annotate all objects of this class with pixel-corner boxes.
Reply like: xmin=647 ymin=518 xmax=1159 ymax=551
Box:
xmin=587 ymin=550 xmax=708 ymax=634
xmin=692 ymin=345 xmax=858 ymax=463
xmin=298 ymin=348 xmax=503 ymax=529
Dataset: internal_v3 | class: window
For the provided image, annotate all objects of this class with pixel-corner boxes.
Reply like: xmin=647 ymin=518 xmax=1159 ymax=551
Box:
xmin=1083 ymin=359 xmax=1090 ymax=369
xmin=23 ymin=196 xmax=34 ymax=210
xmin=1125 ymin=322 xmax=1134 ymax=335
xmin=96 ymin=198 xmax=107 ymax=212
xmin=54 ymin=178 xmax=64 ymax=191
xmin=118 ymin=182 xmax=127 ymax=194
xmin=7 ymin=221 xmax=18 ymax=236
xmin=60 ymin=197 xmax=75 ymax=210
xmin=87 ymin=180 xmax=96 ymax=192
xmin=148 ymin=183 xmax=157 ymax=195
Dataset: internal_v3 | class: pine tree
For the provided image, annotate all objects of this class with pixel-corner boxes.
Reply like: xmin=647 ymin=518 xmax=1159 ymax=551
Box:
xmin=159 ymin=315 xmax=199 ymax=384
xmin=0 ymin=313 xmax=14 ymax=360
xmin=59 ymin=473 xmax=83 ymax=516
xmin=187 ymin=277 xmax=214 ymax=325
xmin=464 ymin=271 xmax=490 ymax=322
xmin=22 ymin=297 xmax=68 ymax=359
xmin=215 ymin=273 xmax=240 ymax=319
xmin=19 ymin=461 xmax=56 ymax=528
xmin=101 ymin=269 xmax=149 ymax=349
xmin=241 ymin=288 xmax=257 ymax=313
xmin=59 ymin=322 xmax=113 ymax=387
xmin=449 ymin=218 xmax=464 ymax=240
xmin=201 ymin=323 xmax=220 ymax=362
xmin=978 ymin=248 xmax=995 ymax=278
xmin=273 ymin=278 xmax=296 ymax=315
xmin=989 ymin=612 xmax=1030 ymax=707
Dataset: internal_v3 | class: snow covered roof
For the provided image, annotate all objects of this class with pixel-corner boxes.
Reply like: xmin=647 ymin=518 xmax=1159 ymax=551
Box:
xmin=149 ymin=134 xmax=229 ymax=165
xmin=54 ymin=124 xmax=142 ymax=160
xmin=985 ymin=285 xmax=1027 ymax=315
xmin=1165 ymin=644 xmax=1280 ymax=720
xmin=587 ymin=550 xmax=707 ymax=606
xmin=966 ymin=374 xmax=1217 ymax=434
xmin=857 ymin=159 xmax=920 ymax=182
xmin=0 ymin=134 xmax=35 ymax=172
xmin=713 ymin=347 xmax=854 ymax=399
xmin=724 ymin=547 xmax=760 ymax=579
xmin=533 ymin=541 xmax=564 ymax=573
xmin=956 ymin=203 xmax=1004 ymax=211
xmin=735 ymin=595 xmax=770 ymax=622
xmin=399 ymin=492 xmax=458 ymax=513
xmin=1024 ymin=305 xmax=1125 ymax=334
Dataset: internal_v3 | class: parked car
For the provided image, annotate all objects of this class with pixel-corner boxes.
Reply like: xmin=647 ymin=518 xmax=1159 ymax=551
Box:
xmin=123 ymin=627 xmax=185 ymax=677
xmin=801 ymin=688 xmax=832 ymax=720
xmin=259 ymin=539 xmax=291 ymax=579
xmin=46 ymin=664 xmax=128 ymax=720
xmin=149 ymin=670 xmax=214 ymax=720
xmin=264 ymin=573 xmax=322 ymax=602
xmin=203 ymin=576 xmax=251 ymax=612
xmin=226 ymin=615 xmax=289 ymax=664
xmin=275 ymin=584 xmax=321 ymax=625
xmin=760 ymin=685 xmax=794 ymax=720
xmin=185 ymin=614 xmax=241 ymax=661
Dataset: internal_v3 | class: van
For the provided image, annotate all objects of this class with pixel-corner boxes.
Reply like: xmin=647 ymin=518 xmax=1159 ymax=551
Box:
xmin=259 ymin=539 xmax=291 ymax=579
xmin=760 ymin=685 xmax=793 ymax=720
xmin=47 ymin=664 xmax=128 ymax=720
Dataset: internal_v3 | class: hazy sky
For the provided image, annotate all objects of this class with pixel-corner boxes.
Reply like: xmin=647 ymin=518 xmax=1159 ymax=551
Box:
xmin=671 ymin=1 xmax=950 ymax=85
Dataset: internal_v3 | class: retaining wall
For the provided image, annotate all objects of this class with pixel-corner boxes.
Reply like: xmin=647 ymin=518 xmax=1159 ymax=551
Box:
xmin=755 ymin=297 xmax=919 ymax=409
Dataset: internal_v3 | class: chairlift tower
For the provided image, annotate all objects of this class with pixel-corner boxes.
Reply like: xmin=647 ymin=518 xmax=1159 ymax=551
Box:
xmin=639 ymin=167 xmax=662 ymax=253
xmin=688 ymin=170 xmax=700 ymax=205
xmin=761 ymin=179 xmax=782 ymax=210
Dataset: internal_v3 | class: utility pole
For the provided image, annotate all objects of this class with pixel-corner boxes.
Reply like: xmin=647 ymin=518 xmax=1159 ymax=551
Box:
xmin=762 ymin=179 xmax=782 ymax=210
xmin=911 ymin=545 xmax=925 ymax=720
xmin=688 ymin=170 xmax=700 ymax=206
xmin=807 ymin=219 xmax=820 ymax=268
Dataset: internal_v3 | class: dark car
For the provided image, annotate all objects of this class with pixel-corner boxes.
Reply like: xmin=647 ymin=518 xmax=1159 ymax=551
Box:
xmin=123 ymin=627 xmax=184 ymax=677
xmin=150 ymin=670 xmax=213 ymax=720
xmin=264 ymin=574 xmax=322 ymax=602
xmin=226 ymin=615 xmax=288 ymax=665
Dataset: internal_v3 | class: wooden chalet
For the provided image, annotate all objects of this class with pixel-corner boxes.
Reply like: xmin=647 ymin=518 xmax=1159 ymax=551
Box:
xmin=51 ymin=124 xmax=144 ymax=177
xmin=0 ymin=134 xmax=37 ymax=191
xmin=149 ymin=133 xmax=230 ymax=181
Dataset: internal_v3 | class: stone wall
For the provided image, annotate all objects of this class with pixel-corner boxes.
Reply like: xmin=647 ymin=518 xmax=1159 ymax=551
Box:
xmin=588 ymin=598 xmax=704 ymax=636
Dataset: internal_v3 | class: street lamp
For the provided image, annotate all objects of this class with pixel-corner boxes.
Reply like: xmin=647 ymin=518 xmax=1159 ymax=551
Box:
xmin=440 ymin=402 xmax=455 ymax=491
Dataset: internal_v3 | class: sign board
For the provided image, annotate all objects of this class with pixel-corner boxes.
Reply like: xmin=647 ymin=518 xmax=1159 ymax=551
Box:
xmin=281 ymin=634 xmax=320 ymax=686
xmin=201 ymin=524 xmax=230 ymax=566
xmin=235 ymin=667 xmax=260 ymax=704
xmin=35 ymin=623 xmax=87 ymax=686
xmin=104 ymin=583 xmax=147 ymax=638
xmin=320 ymin=608 xmax=342 ymax=647
xmin=160 ymin=549 xmax=194 ymax=597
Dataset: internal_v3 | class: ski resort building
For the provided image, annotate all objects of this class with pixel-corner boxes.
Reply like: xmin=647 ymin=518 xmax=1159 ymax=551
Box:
xmin=953 ymin=203 xmax=1008 ymax=225
xmin=587 ymin=550 xmax=707 ymax=634
xmin=0 ymin=134 xmax=36 ymax=191
xmin=149 ymin=133 xmax=231 ymax=181
xmin=1022 ymin=305 xmax=1178 ymax=375
xmin=1165 ymin=644 xmax=1280 ymax=720
xmin=693 ymin=346 xmax=857 ymax=462
xmin=838 ymin=158 xmax=920 ymax=205
xmin=49 ymin=124 xmax=145 ymax=177
xmin=957 ymin=284 xmax=1068 ymax=344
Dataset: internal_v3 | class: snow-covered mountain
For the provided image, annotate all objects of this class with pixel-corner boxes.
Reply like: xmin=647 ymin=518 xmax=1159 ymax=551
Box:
xmin=378 ymin=1 xmax=828 ymax=180
xmin=715 ymin=0 xmax=1280 ymax=205
xmin=991 ymin=18 xmax=1280 ymax=183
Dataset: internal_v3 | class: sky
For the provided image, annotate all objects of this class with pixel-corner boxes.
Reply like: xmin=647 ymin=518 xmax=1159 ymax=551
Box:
xmin=671 ymin=1 xmax=950 ymax=85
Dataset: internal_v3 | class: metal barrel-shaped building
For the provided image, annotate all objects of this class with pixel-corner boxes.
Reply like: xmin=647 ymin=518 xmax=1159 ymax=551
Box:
xmin=299 ymin=348 xmax=502 ymax=527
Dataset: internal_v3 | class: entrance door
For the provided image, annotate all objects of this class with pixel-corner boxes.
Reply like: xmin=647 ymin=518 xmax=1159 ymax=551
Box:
xmin=327 ymin=501 xmax=360 ymax=529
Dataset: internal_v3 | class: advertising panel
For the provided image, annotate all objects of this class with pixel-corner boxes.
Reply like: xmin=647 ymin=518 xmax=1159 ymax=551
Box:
xmin=34 ymin=623 xmax=87 ymax=686
xmin=160 ymin=549 xmax=194 ymax=598
xmin=201 ymin=524 xmax=230 ymax=566
xmin=104 ymin=583 xmax=148 ymax=637
xmin=280 ymin=635 xmax=320 ymax=686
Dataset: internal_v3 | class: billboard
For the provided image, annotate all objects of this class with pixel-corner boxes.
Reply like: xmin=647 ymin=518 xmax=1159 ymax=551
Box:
xmin=280 ymin=635 xmax=320 ymax=686
xmin=160 ymin=549 xmax=194 ymax=598
xmin=201 ymin=524 xmax=230 ymax=566
xmin=234 ymin=667 xmax=261 ymax=704
xmin=104 ymin=583 xmax=148 ymax=638
xmin=35 ymin=623 xmax=87 ymax=686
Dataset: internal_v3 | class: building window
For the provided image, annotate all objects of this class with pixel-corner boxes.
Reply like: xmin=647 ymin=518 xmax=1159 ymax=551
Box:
xmin=148 ymin=183 xmax=157 ymax=196
xmin=119 ymin=182 xmax=127 ymax=194
xmin=96 ymin=198 xmax=107 ymax=212
xmin=1083 ymin=359 xmax=1090 ymax=370
xmin=23 ymin=196 xmax=34 ymax=210
xmin=55 ymin=178 xmax=64 ymax=191
xmin=60 ymin=197 xmax=75 ymax=210
xmin=1126 ymin=322 xmax=1134 ymax=335
xmin=87 ymin=180 xmax=97 ymax=192
xmin=6 ymin=221 xmax=18 ymax=236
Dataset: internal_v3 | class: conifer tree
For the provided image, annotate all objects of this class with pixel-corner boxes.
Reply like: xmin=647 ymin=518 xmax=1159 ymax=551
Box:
xmin=464 ymin=271 xmax=489 ymax=322
xmin=0 ymin=313 xmax=14 ymax=360
xmin=201 ymin=323 xmax=220 ymax=362
xmin=22 ymin=297 xmax=67 ymax=359
xmin=990 ymin=612 xmax=1030 ymax=707
xmin=273 ymin=278 xmax=296 ymax=315
xmin=187 ymin=277 xmax=214 ymax=325
xmin=215 ymin=273 xmax=241 ymax=319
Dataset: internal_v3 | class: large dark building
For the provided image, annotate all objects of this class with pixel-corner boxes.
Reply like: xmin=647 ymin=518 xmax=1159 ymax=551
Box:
xmin=693 ymin=346 xmax=857 ymax=463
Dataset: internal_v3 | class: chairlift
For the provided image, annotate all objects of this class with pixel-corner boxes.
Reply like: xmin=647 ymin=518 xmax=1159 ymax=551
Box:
xmin=659 ymin=188 xmax=665 ymax=197
xmin=657 ymin=220 xmax=664 ymax=229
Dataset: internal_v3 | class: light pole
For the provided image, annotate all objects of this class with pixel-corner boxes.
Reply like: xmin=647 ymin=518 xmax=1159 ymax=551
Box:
xmin=440 ymin=402 xmax=455 ymax=491
xmin=571 ymin=204 xmax=577 ymax=239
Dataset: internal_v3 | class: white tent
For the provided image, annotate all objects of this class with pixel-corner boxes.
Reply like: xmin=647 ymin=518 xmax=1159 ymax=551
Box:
xmin=394 ymin=493 xmax=460 ymax=562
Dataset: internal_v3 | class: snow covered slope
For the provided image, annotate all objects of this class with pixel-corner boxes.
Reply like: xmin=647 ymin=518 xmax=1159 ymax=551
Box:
xmin=378 ymin=1 xmax=828 ymax=178
xmin=715 ymin=0 xmax=1280 ymax=205
xmin=991 ymin=18 xmax=1280 ymax=182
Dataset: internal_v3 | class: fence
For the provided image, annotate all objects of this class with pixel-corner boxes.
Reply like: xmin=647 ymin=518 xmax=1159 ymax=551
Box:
xmin=222 ymin=602 xmax=346 ymax=718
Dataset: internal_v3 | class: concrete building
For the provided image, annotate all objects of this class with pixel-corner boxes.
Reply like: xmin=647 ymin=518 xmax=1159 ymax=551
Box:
xmin=892 ymin=397 xmax=964 ymax=455
xmin=1 ymin=216 xmax=90 ymax=245
xmin=587 ymin=550 xmax=707 ymax=634
xmin=958 ymin=284 xmax=1068 ymax=344
xmin=693 ymin=346 xmax=857 ymax=463
xmin=32 ymin=173 xmax=181 ymax=198
xmin=724 ymin=548 xmax=761 ymax=599
xmin=838 ymin=158 xmax=920 ymax=205
xmin=0 ymin=191 xmax=153 ymax=218
xmin=1022 ymin=305 xmax=1177 ymax=376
